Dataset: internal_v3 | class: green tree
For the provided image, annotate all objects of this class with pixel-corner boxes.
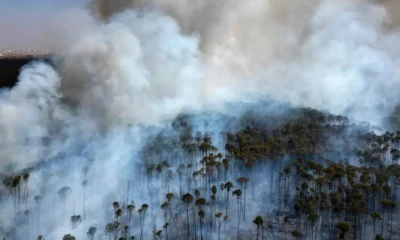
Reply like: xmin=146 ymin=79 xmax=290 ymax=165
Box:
xmin=138 ymin=204 xmax=148 ymax=240
xmin=198 ymin=209 xmax=205 ymax=240
xmin=370 ymin=212 xmax=382 ymax=237
xmin=253 ymin=216 xmax=264 ymax=240
xmin=181 ymin=193 xmax=193 ymax=240
xmin=215 ymin=212 xmax=228 ymax=240
xmin=337 ymin=222 xmax=350 ymax=239
xmin=87 ymin=226 xmax=97 ymax=240
xmin=224 ymin=182 xmax=233 ymax=215
xmin=63 ymin=234 xmax=76 ymax=240
xmin=291 ymin=229 xmax=301 ymax=240
xmin=127 ymin=203 xmax=135 ymax=238
xmin=232 ymin=189 xmax=242 ymax=240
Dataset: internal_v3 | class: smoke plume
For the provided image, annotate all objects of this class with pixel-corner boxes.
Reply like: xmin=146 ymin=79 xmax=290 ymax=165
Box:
xmin=1 ymin=0 xmax=400 ymax=239
xmin=87 ymin=0 xmax=400 ymax=125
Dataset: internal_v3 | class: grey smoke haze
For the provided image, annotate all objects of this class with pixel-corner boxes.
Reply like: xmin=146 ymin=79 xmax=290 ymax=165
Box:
xmin=0 ymin=0 xmax=400 ymax=239
xmin=88 ymin=0 xmax=400 ymax=125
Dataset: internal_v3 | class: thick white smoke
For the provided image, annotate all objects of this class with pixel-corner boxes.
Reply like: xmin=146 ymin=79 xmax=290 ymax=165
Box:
xmin=1 ymin=0 xmax=400 ymax=239
xmin=90 ymin=0 xmax=400 ymax=125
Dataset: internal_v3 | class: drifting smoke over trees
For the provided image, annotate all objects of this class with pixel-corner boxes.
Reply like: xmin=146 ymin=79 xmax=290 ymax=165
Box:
xmin=2 ymin=0 xmax=400 ymax=239
xmin=2 ymin=105 xmax=400 ymax=239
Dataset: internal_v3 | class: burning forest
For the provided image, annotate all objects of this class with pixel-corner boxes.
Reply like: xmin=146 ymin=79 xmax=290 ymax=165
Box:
xmin=2 ymin=0 xmax=400 ymax=240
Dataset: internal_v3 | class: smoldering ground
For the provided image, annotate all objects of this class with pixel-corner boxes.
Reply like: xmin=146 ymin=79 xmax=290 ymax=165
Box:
xmin=0 ymin=0 xmax=400 ymax=239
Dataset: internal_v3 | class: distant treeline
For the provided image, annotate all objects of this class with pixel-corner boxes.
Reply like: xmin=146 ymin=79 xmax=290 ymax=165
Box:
xmin=0 ymin=57 xmax=50 ymax=89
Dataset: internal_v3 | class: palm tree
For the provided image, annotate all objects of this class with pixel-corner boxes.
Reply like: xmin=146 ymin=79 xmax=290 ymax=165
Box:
xmin=82 ymin=180 xmax=87 ymax=221
xmin=163 ymin=222 xmax=169 ymax=240
xmin=105 ymin=222 xmax=119 ymax=240
xmin=154 ymin=229 xmax=163 ymax=239
xmin=224 ymin=182 xmax=233 ymax=215
xmin=181 ymin=193 xmax=193 ymax=240
xmin=63 ymin=234 xmax=76 ymax=240
xmin=283 ymin=216 xmax=289 ymax=240
xmin=34 ymin=195 xmax=42 ymax=233
xmin=160 ymin=202 xmax=169 ymax=239
xmin=253 ymin=216 xmax=263 ymax=240
xmin=381 ymin=199 xmax=396 ymax=239
xmin=198 ymin=209 xmax=205 ymax=240
xmin=113 ymin=202 xmax=120 ymax=212
xmin=127 ymin=203 xmax=135 ymax=238
xmin=23 ymin=172 xmax=30 ymax=209
xmin=307 ymin=213 xmax=319 ymax=240
xmin=58 ymin=186 xmax=72 ymax=218
xmin=371 ymin=212 xmax=382 ymax=237
xmin=138 ymin=204 xmax=148 ymax=240
xmin=215 ymin=212 xmax=228 ymax=240
xmin=70 ymin=215 xmax=82 ymax=230
xmin=232 ymin=189 xmax=242 ymax=240
xmin=291 ymin=229 xmax=301 ymax=240
xmin=337 ymin=222 xmax=350 ymax=239
xmin=236 ymin=176 xmax=249 ymax=220
xmin=11 ymin=175 xmax=21 ymax=211
xmin=115 ymin=208 xmax=122 ymax=222
xmin=87 ymin=227 xmax=97 ymax=240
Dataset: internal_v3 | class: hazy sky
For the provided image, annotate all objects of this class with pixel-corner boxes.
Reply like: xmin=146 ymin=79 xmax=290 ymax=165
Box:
xmin=0 ymin=0 xmax=92 ymax=51
xmin=0 ymin=0 xmax=84 ymax=11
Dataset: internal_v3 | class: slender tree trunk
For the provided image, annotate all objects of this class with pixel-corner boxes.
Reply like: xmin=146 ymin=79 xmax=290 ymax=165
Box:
xmin=83 ymin=185 xmax=86 ymax=221
xmin=128 ymin=213 xmax=132 ymax=238
xmin=390 ymin=212 xmax=393 ymax=240
xmin=373 ymin=220 xmax=376 ymax=237
xmin=353 ymin=213 xmax=357 ymax=240
xmin=381 ymin=210 xmax=385 ymax=237
xmin=140 ymin=214 xmax=145 ymax=240
xmin=237 ymin=199 xmax=240 ymax=240
xmin=261 ymin=224 xmax=264 ymax=240
xmin=186 ymin=209 xmax=190 ymax=240
xmin=199 ymin=219 xmax=203 ymax=240
xmin=193 ymin=206 xmax=197 ymax=240
xmin=256 ymin=226 xmax=259 ymax=240
xmin=225 ymin=191 xmax=229 ymax=215
xmin=218 ymin=222 xmax=222 ymax=240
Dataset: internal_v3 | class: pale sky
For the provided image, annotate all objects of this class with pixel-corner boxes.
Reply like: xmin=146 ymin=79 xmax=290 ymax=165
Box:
xmin=0 ymin=0 xmax=84 ymax=11
xmin=0 ymin=0 xmax=92 ymax=51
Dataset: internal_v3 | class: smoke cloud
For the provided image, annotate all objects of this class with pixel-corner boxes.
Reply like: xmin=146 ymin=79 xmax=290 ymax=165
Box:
xmin=87 ymin=0 xmax=400 ymax=125
xmin=1 ymin=0 xmax=400 ymax=238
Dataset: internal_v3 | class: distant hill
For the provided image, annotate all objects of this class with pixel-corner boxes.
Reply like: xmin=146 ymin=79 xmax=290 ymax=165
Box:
xmin=0 ymin=51 xmax=51 ymax=88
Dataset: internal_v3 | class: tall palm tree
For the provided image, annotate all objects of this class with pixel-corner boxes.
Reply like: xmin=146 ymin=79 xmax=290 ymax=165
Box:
xmin=87 ymin=226 xmax=97 ymax=240
xmin=215 ymin=212 xmax=228 ymax=240
xmin=337 ymin=222 xmax=350 ymax=239
xmin=224 ymin=182 xmax=233 ymax=215
xmin=198 ymin=209 xmax=205 ymax=240
xmin=34 ymin=195 xmax=42 ymax=233
xmin=253 ymin=216 xmax=264 ymax=240
xmin=23 ymin=172 xmax=30 ymax=209
xmin=181 ymin=193 xmax=193 ymax=240
xmin=82 ymin=180 xmax=87 ymax=221
xmin=127 ymin=203 xmax=135 ymax=238
xmin=370 ymin=212 xmax=382 ymax=237
xmin=232 ymin=189 xmax=242 ymax=240
xmin=70 ymin=215 xmax=82 ymax=230
xmin=138 ymin=204 xmax=148 ymax=240
xmin=63 ymin=234 xmax=76 ymax=240
xmin=58 ymin=186 xmax=72 ymax=218
xmin=160 ymin=202 xmax=169 ymax=239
